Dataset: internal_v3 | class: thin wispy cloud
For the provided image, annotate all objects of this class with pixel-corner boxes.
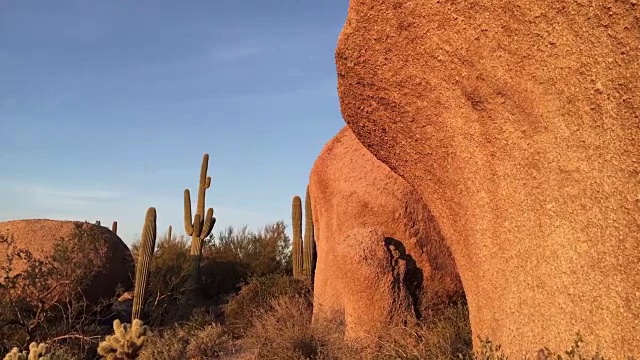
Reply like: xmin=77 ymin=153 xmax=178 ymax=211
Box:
xmin=0 ymin=181 xmax=125 ymax=209
xmin=27 ymin=186 xmax=124 ymax=200
xmin=0 ymin=181 xmax=129 ymax=231
xmin=0 ymin=181 xmax=123 ymax=200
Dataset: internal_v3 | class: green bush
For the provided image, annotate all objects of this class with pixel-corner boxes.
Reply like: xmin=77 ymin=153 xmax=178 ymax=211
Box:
xmin=206 ymin=221 xmax=292 ymax=278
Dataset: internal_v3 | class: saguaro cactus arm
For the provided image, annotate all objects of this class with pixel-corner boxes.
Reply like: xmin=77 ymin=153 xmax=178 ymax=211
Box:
xmin=201 ymin=207 xmax=216 ymax=237
xmin=184 ymin=189 xmax=194 ymax=236
xmin=197 ymin=154 xmax=211 ymax=216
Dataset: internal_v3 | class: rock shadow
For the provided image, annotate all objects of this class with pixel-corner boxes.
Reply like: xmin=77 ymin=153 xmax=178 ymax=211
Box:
xmin=384 ymin=237 xmax=424 ymax=320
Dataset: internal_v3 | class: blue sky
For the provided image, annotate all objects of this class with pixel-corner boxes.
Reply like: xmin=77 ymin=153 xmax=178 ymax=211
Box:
xmin=0 ymin=0 xmax=348 ymax=245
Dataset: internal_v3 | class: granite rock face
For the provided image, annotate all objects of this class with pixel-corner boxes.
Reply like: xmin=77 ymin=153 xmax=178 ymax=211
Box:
xmin=309 ymin=126 xmax=463 ymax=341
xmin=0 ymin=219 xmax=134 ymax=304
xmin=335 ymin=0 xmax=640 ymax=356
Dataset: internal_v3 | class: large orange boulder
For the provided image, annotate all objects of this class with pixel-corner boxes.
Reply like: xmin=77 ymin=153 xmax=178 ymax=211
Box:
xmin=309 ymin=126 xmax=463 ymax=340
xmin=335 ymin=0 xmax=640 ymax=357
xmin=0 ymin=219 xmax=134 ymax=304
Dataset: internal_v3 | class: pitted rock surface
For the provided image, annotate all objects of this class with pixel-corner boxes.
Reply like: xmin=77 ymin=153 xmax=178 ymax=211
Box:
xmin=309 ymin=126 xmax=463 ymax=341
xmin=335 ymin=0 xmax=640 ymax=356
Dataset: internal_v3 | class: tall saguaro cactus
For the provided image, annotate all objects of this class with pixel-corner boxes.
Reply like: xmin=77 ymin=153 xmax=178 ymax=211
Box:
xmin=132 ymin=207 xmax=157 ymax=322
xmin=167 ymin=225 xmax=172 ymax=241
xmin=291 ymin=195 xmax=303 ymax=278
xmin=303 ymin=186 xmax=315 ymax=279
xmin=291 ymin=188 xmax=316 ymax=280
xmin=111 ymin=221 xmax=118 ymax=235
xmin=184 ymin=153 xmax=216 ymax=283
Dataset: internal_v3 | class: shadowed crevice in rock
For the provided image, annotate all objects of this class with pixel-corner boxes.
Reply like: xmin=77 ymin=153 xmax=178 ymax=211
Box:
xmin=384 ymin=237 xmax=424 ymax=321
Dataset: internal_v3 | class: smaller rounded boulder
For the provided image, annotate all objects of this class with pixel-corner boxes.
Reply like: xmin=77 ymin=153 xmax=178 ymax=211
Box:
xmin=0 ymin=219 xmax=135 ymax=304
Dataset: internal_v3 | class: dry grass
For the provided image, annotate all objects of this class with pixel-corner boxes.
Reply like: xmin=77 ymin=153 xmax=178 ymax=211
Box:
xmin=243 ymin=295 xmax=355 ymax=360
xmin=223 ymin=274 xmax=311 ymax=337
xmin=242 ymin=294 xmax=471 ymax=360
xmin=187 ymin=324 xmax=232 ymax=359
xmin=137 ymin=325 xmax=192 ymax=360
xmin=138 ymin=323 xmax=231 ymax=360
xmin=240 ymin=294 xmax=623 ymax=360
xmin=363 ymin=302 xmax=472 ymax=360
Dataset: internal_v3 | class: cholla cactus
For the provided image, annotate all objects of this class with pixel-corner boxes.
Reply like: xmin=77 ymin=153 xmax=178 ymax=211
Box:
xmin=97 ymin=319 xmax=149 ymax=360
xmin=3 ymin=342 xmax=50 ymax=360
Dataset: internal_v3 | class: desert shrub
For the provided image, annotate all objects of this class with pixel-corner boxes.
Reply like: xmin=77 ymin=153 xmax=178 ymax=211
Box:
xmin=200 ymin=222 xmax=294 ymax=302
xmin=223 ymin=274 xmax=311 ymax=337
xmin=130 ymin=232 xmax=197 ymax=326
xmin=243 ymin=295 xmax=353 ymax=360
xmin=185 ymin=324 xmax=231 ymax=359
xmin=206 ymin=221 xmax=292 ymax=278
xmin=43 ymin=345 xmax=85 ymax=360
xmin=136 ymin=325 xmax=191 ymax=360
xmin=129 ymin=221 xmax=292 ymax=325
xmin=198 ymin=258 xmax=248 ymax=302
xmin=137 ymin=323 xmax=231 ymax=360
xmin=184 ymin=305 xmax=222 ymax=329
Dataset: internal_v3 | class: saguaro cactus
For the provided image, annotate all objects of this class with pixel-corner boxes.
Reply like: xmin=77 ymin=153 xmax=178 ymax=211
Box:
xmin=291 ymin=195 xmax=303 ymax=278
xmin=111 ymin=221 xmax=118 ymax=235
xmin=303 ymin=186 xmax=315 ymax=279
xmin=167 ymin=225 xmax=172 ymax=241
xmin=184 ymin=153 xmax=216 ymax=282
xmin=131 ymin=207 xmax=157 ymax=322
